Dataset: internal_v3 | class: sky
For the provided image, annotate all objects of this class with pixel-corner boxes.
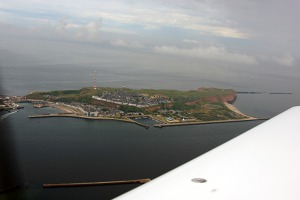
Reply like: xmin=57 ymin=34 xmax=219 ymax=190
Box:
xmin=0 ymin=0 xmax=300 ymax=92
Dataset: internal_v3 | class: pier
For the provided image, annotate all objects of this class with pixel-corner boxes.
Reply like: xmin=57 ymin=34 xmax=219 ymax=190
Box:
xmin=33 ymin=104 xmax=49 ymax=108
xmin=128 ymin=119 xmax=150 ymax=129
xmin=43 ymin=178 xmax=151 ymax=188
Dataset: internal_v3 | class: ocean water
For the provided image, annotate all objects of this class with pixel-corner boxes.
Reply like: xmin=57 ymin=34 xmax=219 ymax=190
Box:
xmin=1 ymin=66 xmax=300 ymax=199
xmin=2 ymin=65 xmax=299 ymax=97
xmin=1 ymin=103 xmax=265 ymax=200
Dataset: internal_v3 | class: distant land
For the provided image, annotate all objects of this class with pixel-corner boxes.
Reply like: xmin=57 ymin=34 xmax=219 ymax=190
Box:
xmin=237 ymin=91 xmax=293 ymax=95
xmin=22 ymin=87 xmax=263 ymax=127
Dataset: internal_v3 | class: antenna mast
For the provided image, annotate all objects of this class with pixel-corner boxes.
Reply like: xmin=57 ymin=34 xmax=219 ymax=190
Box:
xmin=93 ymin=70 xmax=97 ymax=90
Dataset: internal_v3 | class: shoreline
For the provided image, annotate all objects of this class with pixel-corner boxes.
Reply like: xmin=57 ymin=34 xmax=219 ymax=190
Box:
xmin=223 ymin=102 xmax=255 ymax=119
xmin=153 ymin=118 xmax=268 ymax=128
xmin=28 ymin=112 xmax=268 ymax=129
xmin=29 ymin=100 xmax=263 ymax=129
xmin=152 ymin=102 xmax=263 ymax=128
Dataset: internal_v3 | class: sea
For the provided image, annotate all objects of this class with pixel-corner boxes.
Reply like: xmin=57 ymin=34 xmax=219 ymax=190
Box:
xmin=1 ymin=65 xmax=300 ymax=200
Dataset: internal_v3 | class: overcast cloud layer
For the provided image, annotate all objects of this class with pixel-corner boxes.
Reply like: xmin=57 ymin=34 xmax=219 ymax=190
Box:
xmin=0 ymin=0 xmax=300 ymax=92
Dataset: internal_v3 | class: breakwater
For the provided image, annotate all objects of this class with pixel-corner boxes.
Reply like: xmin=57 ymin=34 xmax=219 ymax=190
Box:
xmin=154 ymin=118 xmax=269 ymax=128
xmin=28 ymin=114 xmax=149 ymax=129
xmin=28 ymin=114 xmax=268 ymax=129
xmin=43 ymin=179 xmax=151 ymax=188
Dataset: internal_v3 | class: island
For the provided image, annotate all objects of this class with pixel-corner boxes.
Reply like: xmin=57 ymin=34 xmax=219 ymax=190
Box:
xmin=25 ymin=87 xmax=262 ymax=128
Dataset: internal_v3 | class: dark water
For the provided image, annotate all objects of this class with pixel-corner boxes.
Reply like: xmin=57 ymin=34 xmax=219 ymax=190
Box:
xmin=1 ymin=66 xmax=299 ymax=199
xmin=1 ymin=103 xmax=264 ymax=200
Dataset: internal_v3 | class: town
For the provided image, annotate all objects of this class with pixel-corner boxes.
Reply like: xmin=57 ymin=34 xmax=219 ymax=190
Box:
xmin=29 ymin=95 xmax=189 ymax=123
xmin=0 ymin=95 xmax=25 ymax=111
xmin=92 ymin=89 xmax=169 ymax=108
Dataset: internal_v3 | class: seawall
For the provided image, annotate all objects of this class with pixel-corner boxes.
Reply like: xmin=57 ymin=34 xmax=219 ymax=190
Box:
xmin=28 ymin=114 xmax=149 ymax=129
xmin=154 ymin=118 xmax=268 ymax=128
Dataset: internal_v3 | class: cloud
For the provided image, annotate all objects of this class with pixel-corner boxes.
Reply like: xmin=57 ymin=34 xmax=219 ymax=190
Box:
xmin=110 ymin=39 xmax=144 ymax=49
xmin=52 ymin=17 xmax=103 ymax=40
xmin=272 ymin=54 xmax=295 ymax=67
xmin=0 ymin=0 xmax=250 ymax=40
xmin=86 ymin=18 xmax=102 ymax=32
xmin=183 ymin=39 xmax=200 ymax=44
xmin=143 ymin=24 xmax=160 ymax=30
xmin=258 ymin=53 xmax=296 ymax=67
xmin=1 ymin=0 xmax=299 ymax=70
xmin=94 ymin=5 xmax=248 ymax=39
xmin=154 ymin=45 xmax=257 ymax=65
xmin=101 ymin=27 xmax=137 ymax=35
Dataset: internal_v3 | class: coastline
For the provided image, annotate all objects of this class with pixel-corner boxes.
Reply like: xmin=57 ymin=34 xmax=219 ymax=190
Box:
xmin=29 ymin=101 xmax=266 ymax=129
xmin=224 ymin=102 xmax=255 ymax=119
xmin=152 ymin=102 xmax=263 ymax=128
xmin=153 ymin=118 xmax=267 ymax=128
xmin=28 ymin=95 xmax=267 ymax=128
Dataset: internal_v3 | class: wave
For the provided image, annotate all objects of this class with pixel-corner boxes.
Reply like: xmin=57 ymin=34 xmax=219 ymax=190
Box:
xmin=0 ymin=110 xmax=18 ymax=121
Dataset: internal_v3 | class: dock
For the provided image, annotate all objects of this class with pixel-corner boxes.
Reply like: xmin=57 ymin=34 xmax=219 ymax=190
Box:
xmin=43 ymin=178 xmax=151 ymax=188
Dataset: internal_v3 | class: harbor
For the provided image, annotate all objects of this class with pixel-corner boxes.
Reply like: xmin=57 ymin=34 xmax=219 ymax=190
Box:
xmin=1 ymin=95 xmax=284 ymax=199
xmin=28 ymin=113 xmax=267 ymax=129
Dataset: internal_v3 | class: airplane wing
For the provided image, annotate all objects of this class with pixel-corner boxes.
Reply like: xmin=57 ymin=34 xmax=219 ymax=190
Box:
xmin=114 ymin=106 xmax=300 ymax=200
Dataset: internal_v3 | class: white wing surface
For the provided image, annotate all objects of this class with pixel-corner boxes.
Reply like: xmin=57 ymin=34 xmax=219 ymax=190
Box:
xmin=115 ymin=106 xmax=300 ymax=200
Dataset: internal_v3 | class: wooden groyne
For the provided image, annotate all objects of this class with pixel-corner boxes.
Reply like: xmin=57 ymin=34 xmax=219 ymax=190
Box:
xmin=43 ymin=178 xmax=151 ymax=188
xmin=154 ymin=118 xmax=269 ymax=128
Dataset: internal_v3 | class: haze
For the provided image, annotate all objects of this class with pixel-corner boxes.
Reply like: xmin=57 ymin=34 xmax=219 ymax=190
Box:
xmin=0 ymin=0 xmax=300 ymax=92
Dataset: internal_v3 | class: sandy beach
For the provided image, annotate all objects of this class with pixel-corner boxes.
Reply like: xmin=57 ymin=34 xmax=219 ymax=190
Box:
xmin=224 ymin=102 xmax=256 ymax=119
xmin=153 ymin=102 xmax=261 ymax=128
